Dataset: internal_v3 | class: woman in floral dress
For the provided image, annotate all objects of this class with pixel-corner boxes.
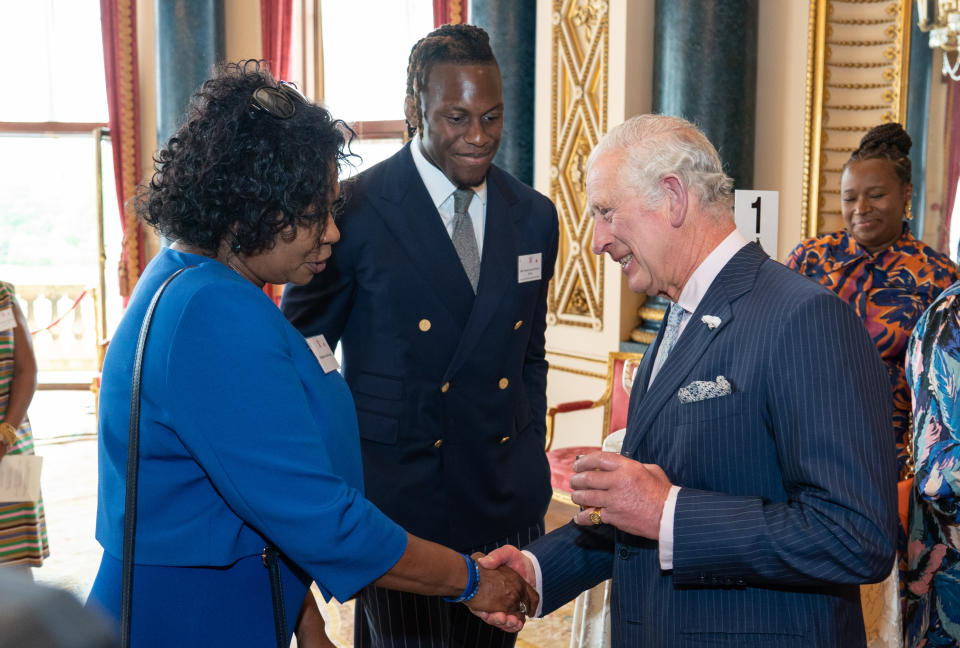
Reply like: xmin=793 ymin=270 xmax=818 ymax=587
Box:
xmin=904 ymin=280 xmax=960 ymax=646
xmin=787 ymin=123 xmax=960 ymax=478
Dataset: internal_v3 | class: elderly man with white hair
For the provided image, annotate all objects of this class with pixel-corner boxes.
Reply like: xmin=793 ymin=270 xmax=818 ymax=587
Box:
xmin=478 ymin=114 xmax=898 ymax=647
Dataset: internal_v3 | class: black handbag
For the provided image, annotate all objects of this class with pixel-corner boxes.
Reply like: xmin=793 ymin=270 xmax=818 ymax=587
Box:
xmin=120 ymin=266 xmax=288 ymax=648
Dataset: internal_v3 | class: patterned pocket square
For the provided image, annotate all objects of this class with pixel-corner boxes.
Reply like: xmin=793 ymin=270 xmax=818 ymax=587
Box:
xmin=677 ymin=376 xmax=732 ymax=403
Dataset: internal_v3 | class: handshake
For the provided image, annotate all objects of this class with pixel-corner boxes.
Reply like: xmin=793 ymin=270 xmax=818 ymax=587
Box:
xmin=462 ymin=548 xmax=538 ymax=633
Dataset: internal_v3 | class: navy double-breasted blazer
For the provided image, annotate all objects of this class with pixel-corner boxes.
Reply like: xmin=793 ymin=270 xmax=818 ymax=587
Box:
xmin=527 ymin=243 xmax=898 ymax=647
xmin=281 ymin=144 xmax=559 ymax=550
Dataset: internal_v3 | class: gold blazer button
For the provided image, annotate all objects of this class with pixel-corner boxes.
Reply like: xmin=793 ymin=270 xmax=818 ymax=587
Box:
xmin=514 ymin=320 xmax=523 ymax=330
xmin=499 ymin=435 xmax=511 ymax=444
xmin=434 ymin=439 xmax=443 ymax=448
xmin=498 ymin=378 xmax=509 ymax=390
xmin=418 ymin=319 xmax=431 ymax=332
xmin=441 ymin=382 xmax=450 ymax=393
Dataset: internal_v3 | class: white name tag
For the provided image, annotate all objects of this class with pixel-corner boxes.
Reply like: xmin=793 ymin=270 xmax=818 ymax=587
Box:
xmin=0 ymin=308 xmax=15 ymax=332
xmin=518 ymin=253 xmax=543 ymax=283
xmin=306 ymin=334 xmax=339 ymax=374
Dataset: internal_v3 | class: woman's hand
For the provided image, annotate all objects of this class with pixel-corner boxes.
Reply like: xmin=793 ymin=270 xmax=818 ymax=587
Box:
xmin=462 ymin=552 xmax=538 ymax=633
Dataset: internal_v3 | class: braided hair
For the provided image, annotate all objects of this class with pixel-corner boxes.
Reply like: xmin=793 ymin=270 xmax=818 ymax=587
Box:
xmin=844 ymin=122 xmax=912 ymax=186
xmin=405 ymin=24 xmax=497 ymax=138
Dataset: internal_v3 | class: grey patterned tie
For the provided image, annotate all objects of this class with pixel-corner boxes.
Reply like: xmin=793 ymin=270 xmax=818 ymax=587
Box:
xmin=452 ymin=188 xmax=480 ymax=292
xmin=659 ymin=302 xmax=686 ymax=360
xmin=649 ymin=302 xmax=686 ymax=385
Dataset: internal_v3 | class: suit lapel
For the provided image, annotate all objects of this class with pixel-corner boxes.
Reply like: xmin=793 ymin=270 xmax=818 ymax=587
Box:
xmin=370 ymin=144 xmax=475 ymax=325
xmin=444 ymin=168 xmax=519 ymax=378
xmin=622 ymin=243 xmax=767 ymax=458
xmin=626 ymin=315 xmax=665 ymax=424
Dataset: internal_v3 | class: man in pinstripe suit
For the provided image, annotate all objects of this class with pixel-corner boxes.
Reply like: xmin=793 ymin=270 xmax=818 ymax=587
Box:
xmin=478 ymin=115 xmax=898 ymax=646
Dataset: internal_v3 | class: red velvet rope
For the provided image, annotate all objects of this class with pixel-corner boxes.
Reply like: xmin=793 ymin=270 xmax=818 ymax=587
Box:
xmin=30 ymin=289 xmax=89 ymax=336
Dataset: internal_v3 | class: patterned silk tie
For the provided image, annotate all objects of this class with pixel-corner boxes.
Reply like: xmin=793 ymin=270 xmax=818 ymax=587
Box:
xmin=452 ymin=188 xmax=480 ymax=293
xmin=659 ymin=302 xmax=686 ymax=360
xmin=649 ymin=302 xmax=686 ymax=385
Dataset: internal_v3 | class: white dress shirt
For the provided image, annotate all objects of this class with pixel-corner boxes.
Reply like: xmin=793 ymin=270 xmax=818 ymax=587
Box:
xmin=654 ymin=229 xmax=748 ymax=570
xmin=409 ymin=136 xmax=487 ymax=255
xmin=524 ymin=228 xmax=749 ymax=614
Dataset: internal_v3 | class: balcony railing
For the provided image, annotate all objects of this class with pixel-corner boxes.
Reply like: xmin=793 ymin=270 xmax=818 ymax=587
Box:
xmin=16 ymin=284 xmax=101 ymax=387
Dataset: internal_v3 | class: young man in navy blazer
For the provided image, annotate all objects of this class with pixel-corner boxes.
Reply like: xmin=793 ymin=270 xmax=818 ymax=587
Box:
xmin=281 ymin=24 xmax=559 ymax=648
xmin=477 ymin=115 xmax=898 ymax=647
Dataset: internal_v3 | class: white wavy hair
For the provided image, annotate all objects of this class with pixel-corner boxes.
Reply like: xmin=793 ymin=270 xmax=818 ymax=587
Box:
xmin=587 ymin=114 xmax=734 ymax=212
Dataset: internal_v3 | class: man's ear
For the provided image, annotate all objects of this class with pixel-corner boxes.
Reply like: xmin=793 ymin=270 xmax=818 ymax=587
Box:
xmin=403 ymin=95 xmax=419 ymax=132
xmin=662 ymin=175 xmax=688 ymax=228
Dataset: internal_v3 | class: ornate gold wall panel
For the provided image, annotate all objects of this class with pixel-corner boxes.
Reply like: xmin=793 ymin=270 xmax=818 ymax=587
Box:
xmin=547 ymin=0 xmax=609 ymax=330
xmin=803 ymin=0 xmax=912 ymax=236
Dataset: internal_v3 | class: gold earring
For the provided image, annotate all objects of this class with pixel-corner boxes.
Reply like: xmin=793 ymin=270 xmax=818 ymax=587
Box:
xmin=905 ymin=202 xmax=913 ymax=221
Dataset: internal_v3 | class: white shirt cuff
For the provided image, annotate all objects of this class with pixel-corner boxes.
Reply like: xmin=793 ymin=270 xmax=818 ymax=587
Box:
xmin=658 ymin=485 xmax=681 ymax=570
xmin=521 ymin=549 xmax=544 ymax=617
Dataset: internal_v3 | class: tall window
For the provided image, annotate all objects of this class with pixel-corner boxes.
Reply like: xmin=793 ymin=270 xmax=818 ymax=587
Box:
xmin=311 ymin=0 xmax=433 ymax=176
xmin=0 ymin=0 xmax=122 ymax=376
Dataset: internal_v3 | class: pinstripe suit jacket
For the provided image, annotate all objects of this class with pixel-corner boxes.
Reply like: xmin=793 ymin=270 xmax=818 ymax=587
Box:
xmin=529 ymin=243 xmax=898 ymax=647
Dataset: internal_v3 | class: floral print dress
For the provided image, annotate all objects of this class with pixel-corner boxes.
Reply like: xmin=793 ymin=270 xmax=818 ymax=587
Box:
xmin=787 ymin=223 xmax=960 ymax=479
xmin=904 ymin=280 xmax=960 ymax=647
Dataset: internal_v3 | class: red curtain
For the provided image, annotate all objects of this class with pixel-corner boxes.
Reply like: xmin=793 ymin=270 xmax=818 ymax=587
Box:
xmin=100 ymin=0 xmax=143 ymax=299
xmin=434 ymin=0 xmax=468 ymax=27
xmin=260 ymin=0 xmax=294 ymax=305
xmin=942 ymin=78 xmax=960 ymax=256
xmin=261 ymin=0 xmax=293 ymax=79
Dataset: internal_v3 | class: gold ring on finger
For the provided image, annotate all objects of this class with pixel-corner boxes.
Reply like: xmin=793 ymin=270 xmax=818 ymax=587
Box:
xmin=589 ymin=508 xmax=602 ymax=525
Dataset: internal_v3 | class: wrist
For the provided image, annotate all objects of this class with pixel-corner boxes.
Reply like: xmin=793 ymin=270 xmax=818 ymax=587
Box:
xmin=0 ymin=422 xmax=16 ymax=447
xmin=442 ymin=553 xmax=480 ymax=603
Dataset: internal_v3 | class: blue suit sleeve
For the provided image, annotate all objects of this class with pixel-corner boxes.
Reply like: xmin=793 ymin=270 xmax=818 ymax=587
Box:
xmin=671 ymin=292 xmax=898 ymax=587
xmin=527 ymin=521 xmax=614 ymax=615
xmin=166 ymin=282 xmax=406 ymax=601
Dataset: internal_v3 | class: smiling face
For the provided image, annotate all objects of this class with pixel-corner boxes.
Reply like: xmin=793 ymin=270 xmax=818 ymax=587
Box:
xmin=234 ymin=179 xmax=342 ymax=287
xmin=841 ymin=158 xmax=910 ymax=253
xmin=407 ymin=62 xmax=503 ymax=188
xmin=588 ymin=152 xmax=676 ymax=298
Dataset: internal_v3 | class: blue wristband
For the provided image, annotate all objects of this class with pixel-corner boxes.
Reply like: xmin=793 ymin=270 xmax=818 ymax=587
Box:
xmin=442 ymin=553 xmax=480 ymax=603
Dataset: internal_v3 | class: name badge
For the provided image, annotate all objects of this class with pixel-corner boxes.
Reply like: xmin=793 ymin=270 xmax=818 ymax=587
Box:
xmin=518 ymin=253 xmax=542 ymax=283
xmin=0 ymin=308 xmax=16 ymax=332
xmin=306 ymin=334 xmax=339 ymax=374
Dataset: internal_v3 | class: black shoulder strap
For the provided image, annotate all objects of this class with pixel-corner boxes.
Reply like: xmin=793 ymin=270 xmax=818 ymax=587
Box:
xmin=120 ymin=266 xmax=190 ymax=648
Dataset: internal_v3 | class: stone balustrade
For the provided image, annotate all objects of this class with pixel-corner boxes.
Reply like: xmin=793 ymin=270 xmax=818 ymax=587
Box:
xmin=15 ymin=284 xmax=100 ymax=375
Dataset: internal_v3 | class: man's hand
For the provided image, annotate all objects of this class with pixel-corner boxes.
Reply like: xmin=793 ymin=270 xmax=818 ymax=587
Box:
xmin=468 ymin=546 xmax=538 ymax=633
xmin=570 ymin=451 xmax=672 ymax=539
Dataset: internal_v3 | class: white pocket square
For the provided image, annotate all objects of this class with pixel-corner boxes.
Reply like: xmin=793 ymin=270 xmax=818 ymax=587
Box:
xmin=677 ymin=376 xmax=732 ymax=403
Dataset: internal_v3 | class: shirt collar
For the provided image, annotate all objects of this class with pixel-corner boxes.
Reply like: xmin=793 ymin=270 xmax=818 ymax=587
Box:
xmin=409 ymin=137 xmax=487 ymax=209
xmin=675 ymin=229 xmax=750 ymax=314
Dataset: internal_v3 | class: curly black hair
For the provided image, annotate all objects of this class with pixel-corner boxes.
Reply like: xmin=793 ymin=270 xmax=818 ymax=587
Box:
xmin=844 ymin=122 xmax=912 ymax=186
xmin=138 ymin=60 xmax=351 ymax=256
xmin=405 ymin=24 xmax=497 ymax=138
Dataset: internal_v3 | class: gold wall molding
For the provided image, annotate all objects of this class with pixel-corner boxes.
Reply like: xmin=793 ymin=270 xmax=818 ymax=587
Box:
xmin=802 ymin=0 xmax=912 ymax=236
xmin=546 ymin=349 xmax=607 ymax=363
xmin=547 ymin=0 xmax=609 ymax=330
xmin=548 ymin=363 xmax=608 ymax=380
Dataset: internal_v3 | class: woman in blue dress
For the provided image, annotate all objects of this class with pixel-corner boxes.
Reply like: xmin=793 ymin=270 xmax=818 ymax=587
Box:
xmin=86 ymin=60 xmax=535 ymax=647
xmin=904 ymin=280 xmax=960 ymax=646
